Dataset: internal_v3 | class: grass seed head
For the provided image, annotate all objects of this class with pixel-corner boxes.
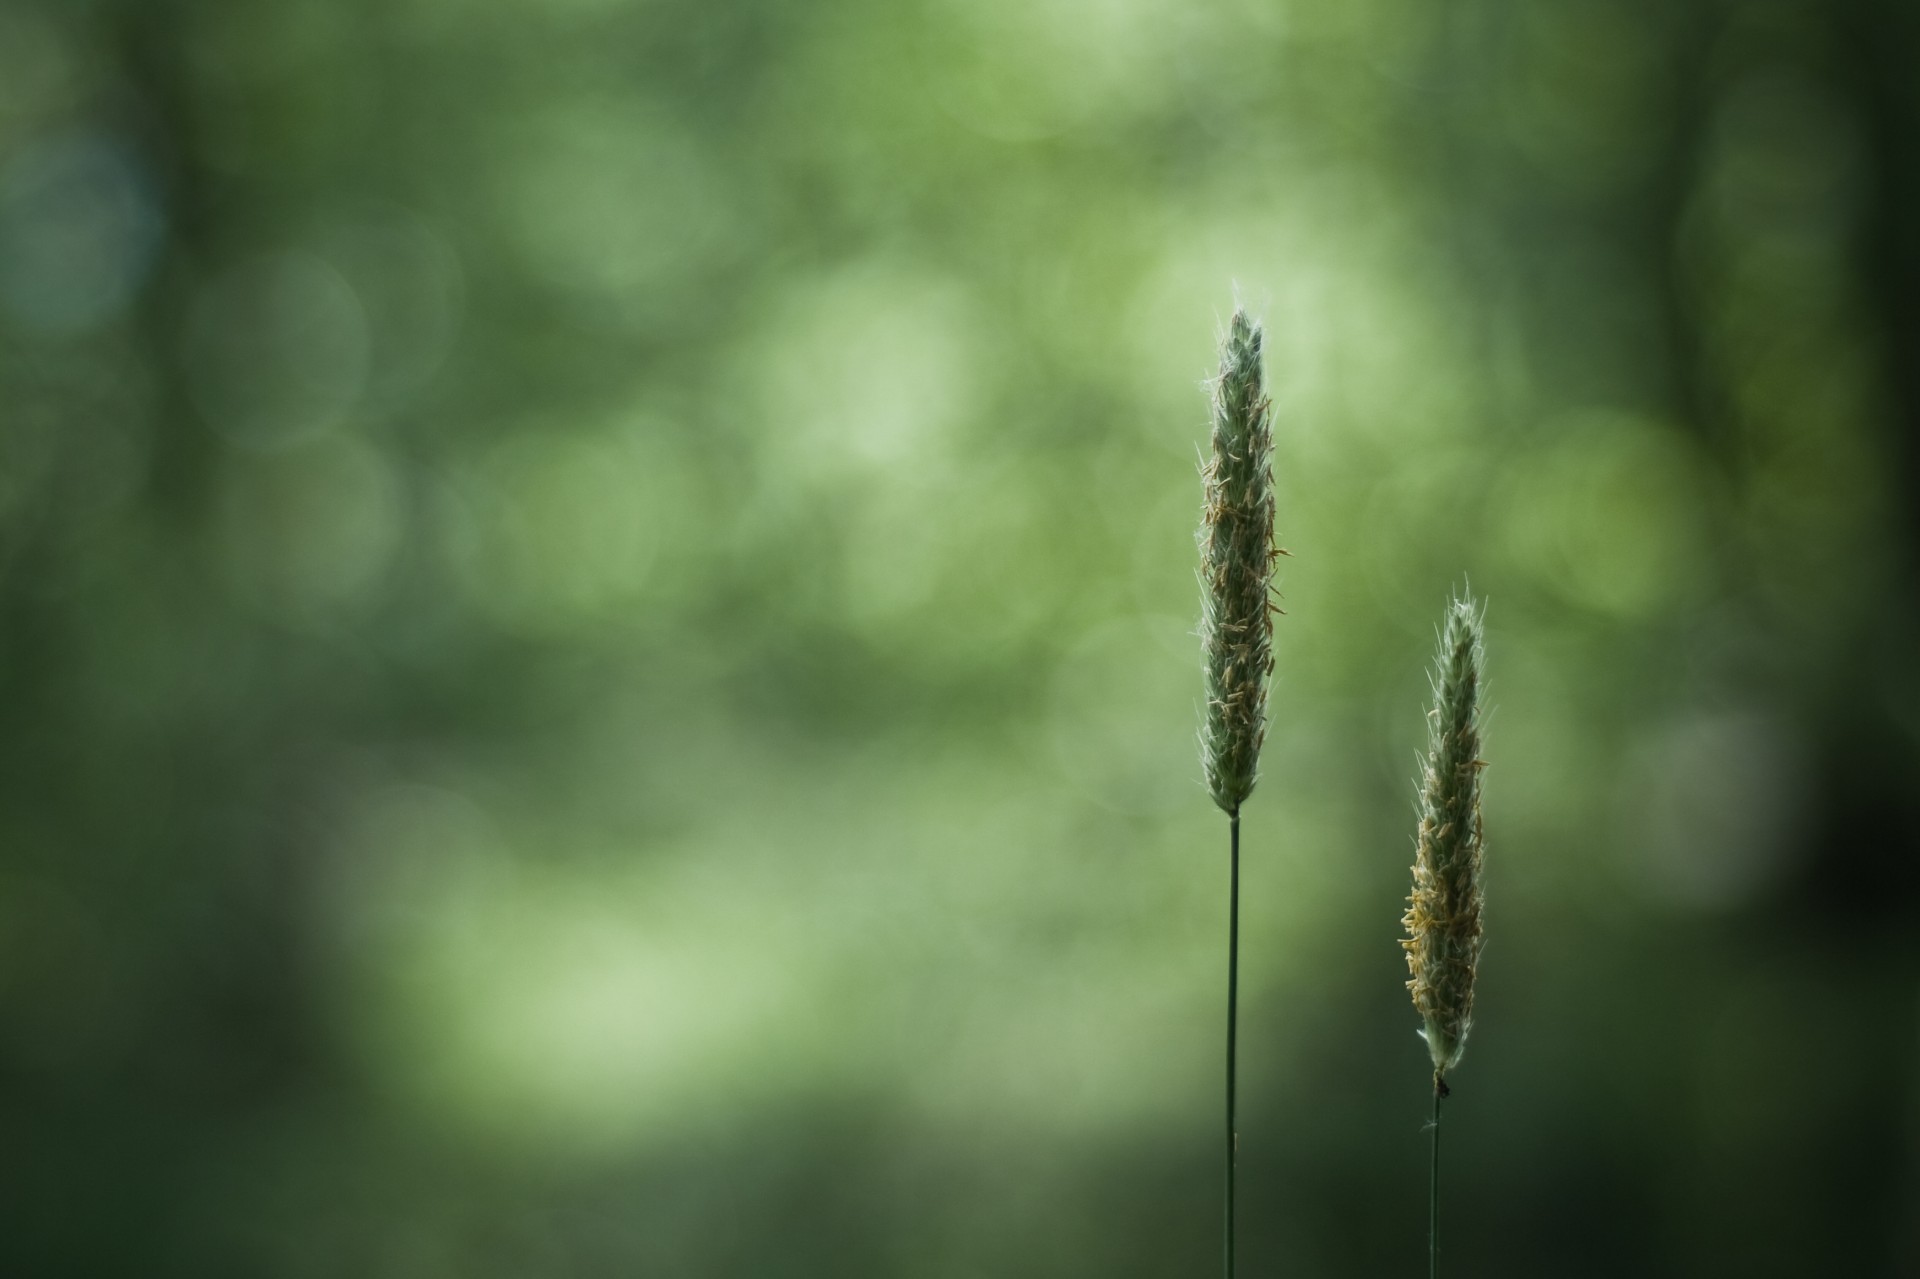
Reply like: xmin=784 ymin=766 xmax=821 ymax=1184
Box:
xmin=1401 ymin=590 xmax=1487 ymax=1083
xmin=1198 ymin=309 xmax=1278 ymax=815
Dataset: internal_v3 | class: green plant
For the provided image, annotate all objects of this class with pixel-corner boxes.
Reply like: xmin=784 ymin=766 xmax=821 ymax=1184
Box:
xmin=1402 ymin=589 xmax=1488 ymax=1279
xmin=1197 ymin=308 xmax=1280 ymax=1279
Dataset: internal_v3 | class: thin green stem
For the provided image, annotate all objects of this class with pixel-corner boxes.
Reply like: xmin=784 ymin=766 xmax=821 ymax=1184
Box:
xmin=1225 ymin=809 xmax=1241 ymax=1279
xmin=1429 ymin=1076 xmax=1444 ymax=1279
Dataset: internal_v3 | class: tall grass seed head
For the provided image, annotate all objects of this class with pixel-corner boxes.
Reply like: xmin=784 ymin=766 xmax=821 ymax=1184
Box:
xmin=1401 ymin=590 xmax=1487 ymax=1082
xmin=1198 ymin=309 xmax=1278 ymax=815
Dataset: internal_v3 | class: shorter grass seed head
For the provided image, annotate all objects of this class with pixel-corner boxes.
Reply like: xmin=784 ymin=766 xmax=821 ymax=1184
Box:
xmin=1198 ymin=310 xmax=1278 ymax=815
xmin=1402 ymin=591 xmax=1487 ymax=1084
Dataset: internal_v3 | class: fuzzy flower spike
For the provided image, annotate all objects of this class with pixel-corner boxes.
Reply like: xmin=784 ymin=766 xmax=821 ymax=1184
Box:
xmin=1197 ymin=307 xmax=1279 ymax=1279
xmin=1199 ymin=309 xmax=1278 ymax=815
xmin=1402 ymin=590 xmax=1487 ymax=1088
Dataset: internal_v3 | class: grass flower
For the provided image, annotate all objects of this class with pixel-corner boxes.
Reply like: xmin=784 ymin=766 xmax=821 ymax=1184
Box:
xmin=1402 ymin=590 xmax=1488 ymax=1086
xmin=1401 ymin=588 xmax=1487 ymax=1279
xmin=1196 ymin=307 xmax=1280 ymax=1279
xmin=1199 ymin=309 xmax=1278 ymax=817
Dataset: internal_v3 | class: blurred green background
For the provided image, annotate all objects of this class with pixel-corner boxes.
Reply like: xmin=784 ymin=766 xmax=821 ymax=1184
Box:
xmin=3 ymin=0 xmax=1918 ymax=1274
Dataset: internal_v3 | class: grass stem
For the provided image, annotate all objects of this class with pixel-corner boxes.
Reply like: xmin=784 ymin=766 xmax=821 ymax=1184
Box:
xmin=1429 ymin=1076 xmax=1445 ymax=1279
xmin=1225 ymin=808 xmax=1241 ymax=1279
